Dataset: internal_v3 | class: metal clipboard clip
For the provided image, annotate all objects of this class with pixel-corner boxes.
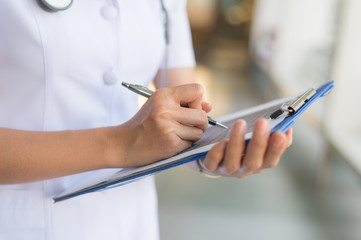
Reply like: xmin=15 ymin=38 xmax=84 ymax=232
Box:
xmin=270 ymin=88 xmax=317 ymax=119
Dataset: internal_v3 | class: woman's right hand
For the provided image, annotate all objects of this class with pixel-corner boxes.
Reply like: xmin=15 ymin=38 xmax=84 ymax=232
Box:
xmin=108 ymin=84 xmax=210 ymax=168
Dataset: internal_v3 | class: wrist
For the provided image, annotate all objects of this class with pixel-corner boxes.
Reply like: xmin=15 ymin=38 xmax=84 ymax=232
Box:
xmin=103 ymin=125 xmax=127 ymax=168
xmin=103 ymin=122 xmax=139 ymax=169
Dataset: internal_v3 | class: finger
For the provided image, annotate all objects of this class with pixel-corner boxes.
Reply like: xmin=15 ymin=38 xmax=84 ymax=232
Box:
xmin=230 ymin=166 xmax=264 ymax=178
xmin=176 ymin=124 xmax=205 ymax=142
xmin=201 ymin=101 xmax=212 ymax=113
xmin=221 ymin=120 xmax=247 ymax=174
xmin=234 ymin=169 xmax=265 ymax=179
xmin=203 ymin=140 xmax=228 ymax=171
xmin=285 ymin=128 xmax=293 ymax=148
xmin=242 ymin=118 xmax=270 ymax=171
xmin=175 ymin=108 xmax=208 ymax=131
xmin=173 ymin=84 xmax=204 ymax=110
xmin=228 ymin=165 xmax=248 ymax=177
xmin=262 ymin=132 xmax=287 ymax=169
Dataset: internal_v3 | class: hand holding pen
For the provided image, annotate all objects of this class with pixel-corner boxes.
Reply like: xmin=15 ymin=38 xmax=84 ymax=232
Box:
xmin=117 ymin=83 xmax=214 ymax=166
xmin=122 ymin=82 xmax=228 ymax=129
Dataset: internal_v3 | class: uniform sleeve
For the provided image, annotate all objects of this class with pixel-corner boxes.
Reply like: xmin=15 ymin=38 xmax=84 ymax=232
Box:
xmin=165 ymin=0 xmax=196 ymax=68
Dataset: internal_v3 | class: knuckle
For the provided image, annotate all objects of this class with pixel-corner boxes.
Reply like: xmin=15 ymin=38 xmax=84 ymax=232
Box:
xmin=153 ymin=88 xmax=169 ymax=100
xmin=160 ymin=125 xmax=176 ymax=138
xmin=271 ymin=133 xmax=287 ymax=149
xmin=251 ymin=139 xmax=267 ymax=150
xmin=152 ymin=105 xmax=170 ymax=121
xmin=191 ymin=83 xmax=204 ymax=96
xmin=269 ymin=142 xmax=285 ymax=155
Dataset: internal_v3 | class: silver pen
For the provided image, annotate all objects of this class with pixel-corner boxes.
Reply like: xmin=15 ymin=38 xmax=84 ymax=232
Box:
xmin=121 ymin=82 xmax=228 ymax=129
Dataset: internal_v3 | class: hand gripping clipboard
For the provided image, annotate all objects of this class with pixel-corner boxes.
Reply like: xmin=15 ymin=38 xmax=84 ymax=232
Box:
xmin=54 ymin=81 xmax=334 ymax=202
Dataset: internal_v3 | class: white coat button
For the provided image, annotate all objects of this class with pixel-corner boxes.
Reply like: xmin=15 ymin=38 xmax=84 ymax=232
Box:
xmin=103 ymin=70 xmax=119 ymax=85
xmin=101 ymin=6 xmax=118 ymax=20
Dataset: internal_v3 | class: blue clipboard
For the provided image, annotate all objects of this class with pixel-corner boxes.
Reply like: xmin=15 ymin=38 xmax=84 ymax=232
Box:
xmin=272 ymin=81 xmax=334 ymax=133
xmin=54 ymin=81 xmax=334 ymax=202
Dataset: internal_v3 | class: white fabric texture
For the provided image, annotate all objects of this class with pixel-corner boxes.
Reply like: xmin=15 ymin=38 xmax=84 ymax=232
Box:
xmin=0 ymin=0 xmax=195 ymax=239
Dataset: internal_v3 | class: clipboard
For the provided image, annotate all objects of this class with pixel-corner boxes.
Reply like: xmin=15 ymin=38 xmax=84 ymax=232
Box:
xmin=54 ymin=81 xmax=334 ymax=202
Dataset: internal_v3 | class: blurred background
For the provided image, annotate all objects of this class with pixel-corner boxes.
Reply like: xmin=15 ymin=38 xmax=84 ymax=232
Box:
xmin=155 ymin=0 xmax=361 ymax=239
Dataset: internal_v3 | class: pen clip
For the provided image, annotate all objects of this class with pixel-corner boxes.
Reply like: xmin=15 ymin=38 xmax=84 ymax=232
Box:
xmin=270 ymin=88 xmax=317 ymax=119
xmin=286 ymin=88 xmax=316 ymax=115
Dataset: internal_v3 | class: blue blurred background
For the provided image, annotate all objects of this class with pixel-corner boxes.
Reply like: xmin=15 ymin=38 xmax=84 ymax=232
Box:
xmin=156 ymin=0 xmax=361 ymax=239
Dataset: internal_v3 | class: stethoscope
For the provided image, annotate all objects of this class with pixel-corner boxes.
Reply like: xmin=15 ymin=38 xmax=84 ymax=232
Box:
xmin=38 ymin=0 xmax=170 ymax=86
xmin=37 ymin=0 xmax=73 ymax=11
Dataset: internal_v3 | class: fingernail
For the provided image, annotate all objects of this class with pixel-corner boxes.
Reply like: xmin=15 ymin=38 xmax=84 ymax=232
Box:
xmin=236 ymin=166 xmax=248 ymax=175
xmin=218 ymin=165 xmax=229 ymax=175
xmin=236 ymin=120 xmax=246 ymax=134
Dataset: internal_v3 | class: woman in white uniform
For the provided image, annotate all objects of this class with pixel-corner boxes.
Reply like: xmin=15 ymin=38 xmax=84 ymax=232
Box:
xmin=0 ymin=1 xmax=292 ymax=239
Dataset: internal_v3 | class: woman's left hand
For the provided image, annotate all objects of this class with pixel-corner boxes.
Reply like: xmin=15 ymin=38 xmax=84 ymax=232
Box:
xmin=201 ymin=118 xmax=293 ymax=178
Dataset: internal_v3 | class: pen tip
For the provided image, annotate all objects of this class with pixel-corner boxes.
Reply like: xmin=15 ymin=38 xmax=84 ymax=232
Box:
xmin=217 ymin=122 xmax=228 ymax=129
